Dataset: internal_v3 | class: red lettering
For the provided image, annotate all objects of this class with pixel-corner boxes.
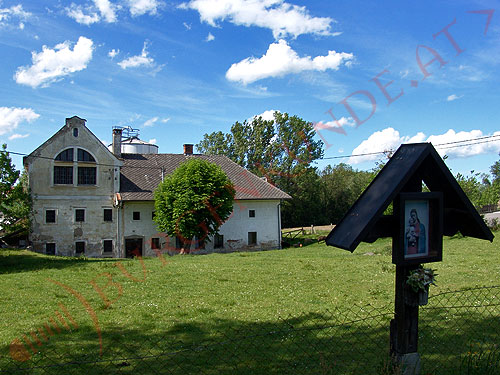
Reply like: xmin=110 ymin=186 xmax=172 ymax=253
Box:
xmin=416 ymin=45 xmax=448 ymax=80
xmin=340 ymin=90 xmax=377 ymax=127
xmin=467 ymin=9 xmax=494 ymax=35
xmin=115 ymin=257 xmax=147 ymax=283
xmin=433 ymin=18 xmax=465 ymax=56
xmin=90 ymin=273 xmax=123 ymax=308
xmin=370 ymin=69 xmax=404 ymax=106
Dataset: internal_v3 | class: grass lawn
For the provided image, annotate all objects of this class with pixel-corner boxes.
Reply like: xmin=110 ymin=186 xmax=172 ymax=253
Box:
xmin=0 ymin=232 xmax=498 ymax=374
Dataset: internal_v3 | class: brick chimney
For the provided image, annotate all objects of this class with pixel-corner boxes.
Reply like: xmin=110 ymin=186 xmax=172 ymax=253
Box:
xmin=183 ymin=144 xmax=193 ymax=155
xmin=112 ymin=128 xmax=122 ymax=158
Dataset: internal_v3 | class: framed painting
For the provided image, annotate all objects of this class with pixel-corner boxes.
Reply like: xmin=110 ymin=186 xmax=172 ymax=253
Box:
xmin=393 ymin=192 xmax=443 ymax=265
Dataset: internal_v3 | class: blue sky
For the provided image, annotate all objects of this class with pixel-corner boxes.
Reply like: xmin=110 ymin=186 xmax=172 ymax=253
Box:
xmin=1 ymin=0 xmax=499 ymax=177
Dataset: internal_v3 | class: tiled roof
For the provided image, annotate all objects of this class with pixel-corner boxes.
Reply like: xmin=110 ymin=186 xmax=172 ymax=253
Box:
xmin=119 ymin=153 xmax=291 ymax=201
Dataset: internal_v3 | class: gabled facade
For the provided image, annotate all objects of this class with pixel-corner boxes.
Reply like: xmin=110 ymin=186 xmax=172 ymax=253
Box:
xmin=24 ymin=116 xmax=291 ymax=258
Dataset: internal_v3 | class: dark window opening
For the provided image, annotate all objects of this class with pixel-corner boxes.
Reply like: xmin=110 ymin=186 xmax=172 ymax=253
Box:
xmin=45 ymin=210 xmax=56 ymax=223
xmin=151 ymin=238 xmax=160 ymax=250
xmin=248 ymin=232 xmax=257 ymax=246
xmin=133 ymin=211 xmax=141 ymax=220
xmin=249 ymin=210 xmax=255 ymax=218
xmin=46 ymin=243 xmax=56 ymax=255
xmin=77 ymin=149 xmax=95 ymax=162
xmin=73 ymin=128 xmax=78 ymax=137
xmin=75 ymin=241 xmax=85 ymax=255
xmin=214 ymin=234 xmax=224 ymax=249
xmin=103 ymin=209 xmax=112 ymax=222
xmin=78 ymin=167 xmax=96 ymax=185
xmin=54 ymin=166 xmax=73 ymax=184
xmin=55 ymin=149 xmax=74 ymax=161
xmin=75 ymin=209 xmax=85 ymax=222
xmin=125 ymin=238 xmax=143 ymax=258
xmin=103 ymin=240 xmax=113 ymax=253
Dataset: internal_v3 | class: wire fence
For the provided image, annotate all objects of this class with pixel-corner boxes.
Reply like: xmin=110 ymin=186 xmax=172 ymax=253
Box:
xmin=1 ymin=286 xmax=499 ymax=375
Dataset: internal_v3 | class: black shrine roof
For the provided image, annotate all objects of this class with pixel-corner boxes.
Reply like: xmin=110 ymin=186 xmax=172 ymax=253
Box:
xmin=326 ymin=143 xmax=494 ymax=252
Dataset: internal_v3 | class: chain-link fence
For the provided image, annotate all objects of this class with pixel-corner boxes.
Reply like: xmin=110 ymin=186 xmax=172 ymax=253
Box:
xmin=1 ymin=286 xmax=498 ymax=375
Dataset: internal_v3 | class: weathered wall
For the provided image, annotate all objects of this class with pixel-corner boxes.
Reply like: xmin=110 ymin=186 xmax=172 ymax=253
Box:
xmin=120 ymin=199 xmax=282 ymax=257
xmin=26 ymin=117 xmax=122 ymax=257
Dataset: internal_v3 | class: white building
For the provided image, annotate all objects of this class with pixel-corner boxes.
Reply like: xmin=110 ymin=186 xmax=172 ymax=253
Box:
xmin=23 ymin=116 xmax=290 ymax=257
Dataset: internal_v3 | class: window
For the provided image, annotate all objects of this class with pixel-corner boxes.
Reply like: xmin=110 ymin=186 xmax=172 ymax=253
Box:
xmin=75 ymin=209 xmax=85 ymax=222
xmin=214 ymin=234 xmax=224 ymax=249
xmin=151 ymin=238 xmax=160 ymax=250
xmin=77 ymin=149 xmax=95 ymax=162
xmin=248 ymin=232 xmax=257 ymax=246
xmin=54 ymin=166 xmax=73 ymax=184
xmin=133 ymin=211 xmax=141 ymax=220
xmin=55 ymin=149 xmax=74 ymax=161
xmin=249 ymin=210 xmax=255 ymax=218
xmin=78 ymin=167 xmax=96 ymax=185
xmin=75 ymin=241 xmax=85 ymax=255
xmin=73 ymin=128 xmax=78 ymax=137
xmin=103 ymin=240 xmax=113 ymax=253
xmin=103 ymin=209 xmax=112 ymax=222
xmin=45 ymin=209 xmax=56 ymax=223
xmin=46 ymin=243 xmax=56 ymax=255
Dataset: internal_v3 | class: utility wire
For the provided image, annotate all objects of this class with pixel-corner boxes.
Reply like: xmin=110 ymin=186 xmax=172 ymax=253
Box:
xmin=1 ymin=134 xmax=499 ymax=167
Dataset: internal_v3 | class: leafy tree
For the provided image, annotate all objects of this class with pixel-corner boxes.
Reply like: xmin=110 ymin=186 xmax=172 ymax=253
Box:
xmin=153 ymin=158 xmax=235 ymax=251
xmin=196 ymin=112 xmax=323 ymax=187
xmin=319 ymin=163 xmax=373 ymax=224
xmin=196 ymin=112 xmax=323 ymax=227
xmin=0 ymin=144 xmax=31 ymax=234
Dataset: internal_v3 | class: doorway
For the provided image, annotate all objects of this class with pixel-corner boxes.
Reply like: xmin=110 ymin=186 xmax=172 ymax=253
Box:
xmin=125 ymin=238 xmax=143 ymax=258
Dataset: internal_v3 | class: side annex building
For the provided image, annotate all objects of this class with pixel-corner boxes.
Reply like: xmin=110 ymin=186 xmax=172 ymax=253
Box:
xmin=23 ymin=116 xmax=291 ymax=258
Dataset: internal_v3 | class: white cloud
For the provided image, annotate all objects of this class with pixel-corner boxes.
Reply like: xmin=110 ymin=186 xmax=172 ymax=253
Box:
xmin=349 ymin=127 xmax=500 ymax=164
xmin=447 ymin=94 xmax=463 ymax=102
xmin=14 ymin=36 xmax=94 ymax=88
xmin=148 ymin=138 xmax=157 ymax=144
xmin=183 ymin=22 xmax=191 ymax=30
xmin=0 ymin=4 xmax=31 ymax=24
xmin=8 ymin=133 xmax=30 ymax=140
xmin=427 ymin=129 xmax=500 ymax=158
xmin=108 ymin=48 xmax=120 ymax=58
xmin=128 ymin=0 xmax=161 ymax=16
xmin=94 ymin=0 xmax=118 ymax=22
xmin=18 ymin=22 xmax=24 ymax=29
xmin=252 ymin=109 xmax=279 ymax=122
xmin=226 ymin=39 xmax=353 ymax=85
xmin=66 ymin=0 xmax=117 ymax=24
xmin=143 ymin=116 xmax=170 ymax=127
xmin=118 ymin=42 xmax=154 ymax=69
xmin=205 ymin=32 xmax=215 ymax=42
xmin=179 ymin=0 xmax=334 ymax=39
xmin=0 ymin=107 xmax=39 ymax=136
xmin=66 ymin=4 xmax=100 ymax=25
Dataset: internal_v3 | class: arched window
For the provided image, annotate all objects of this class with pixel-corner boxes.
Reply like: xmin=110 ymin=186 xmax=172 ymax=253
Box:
xmin=77 ymin=149 xmax=95 ymax=162
xmin=53 ymin=148 xmax=97 ymax=185
xmin=77 ymin=149 xmax=96 ymax=185
xmin=54 ymin=149 xmax=74 ymax=184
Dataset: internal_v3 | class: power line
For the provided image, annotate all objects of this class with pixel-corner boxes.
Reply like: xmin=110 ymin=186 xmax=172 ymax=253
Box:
xmin=321 ymin=134 xmax=500 ymax=160
xmin=2 ymin=134 xmax=499 ymax=168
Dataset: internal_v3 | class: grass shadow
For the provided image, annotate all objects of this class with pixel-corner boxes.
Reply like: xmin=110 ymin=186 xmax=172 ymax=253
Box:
xmin=0 ymin=249 xmax=118 ymax=275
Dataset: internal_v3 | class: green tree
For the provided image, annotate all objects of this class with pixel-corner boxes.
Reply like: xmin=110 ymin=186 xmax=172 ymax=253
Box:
xmin=0 ymin=144 xmax=31 ymax=234
xmin=153 ymin=158 xmax=235 ymax=251
xmin=319 ymin=163 xmax=373 ymax=224
xmin=196 ymin=112 xmax=323 ymax=227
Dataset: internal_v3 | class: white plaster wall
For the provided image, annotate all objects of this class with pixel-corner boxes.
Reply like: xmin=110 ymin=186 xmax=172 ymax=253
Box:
xmin=120 ymin=199 xmax=281 ymax=257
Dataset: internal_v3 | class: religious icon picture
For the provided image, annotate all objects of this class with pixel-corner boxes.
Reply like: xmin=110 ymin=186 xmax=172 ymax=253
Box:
xmin=394 ymin=192 xmax=443 ymax=266
xmin=404 ymin=200 xmax=429 ymax=258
